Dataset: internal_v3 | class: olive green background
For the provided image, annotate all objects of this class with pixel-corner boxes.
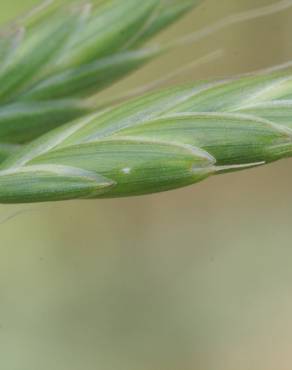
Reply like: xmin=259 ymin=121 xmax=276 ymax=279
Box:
xmin=1 ymin=1 xmax=292 ymax=369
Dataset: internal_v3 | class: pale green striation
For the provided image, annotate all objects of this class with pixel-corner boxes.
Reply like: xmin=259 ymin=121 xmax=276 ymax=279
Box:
xmin=0 ymin=0 xmax=201 ymax=147
xmin=0 ymin=71 xmax=292 ymax=203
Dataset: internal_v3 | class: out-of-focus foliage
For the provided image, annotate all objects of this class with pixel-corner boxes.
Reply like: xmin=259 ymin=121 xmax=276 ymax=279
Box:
xmin=0 ymin=0 xmax=201 ymax=147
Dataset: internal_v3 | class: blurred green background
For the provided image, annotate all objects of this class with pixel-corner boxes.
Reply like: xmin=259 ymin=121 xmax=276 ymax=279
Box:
xmin=1 ymin=1 xmax=292 ymax=369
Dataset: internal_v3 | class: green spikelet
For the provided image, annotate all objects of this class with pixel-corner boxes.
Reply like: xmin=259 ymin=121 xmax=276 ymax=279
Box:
xmin=0 ymin=71 xmax=292 ymax=203
xmin=0 ymin=0 xmax=201 ymax=145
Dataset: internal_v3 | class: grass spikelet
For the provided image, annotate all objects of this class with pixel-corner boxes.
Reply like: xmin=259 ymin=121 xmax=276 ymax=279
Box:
xmin=1 ymin=70 xmax=292 ymax=203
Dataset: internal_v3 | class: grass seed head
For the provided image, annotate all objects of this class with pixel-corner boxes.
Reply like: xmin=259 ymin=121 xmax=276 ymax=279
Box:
xmin=0 ymin=0 xmax=292 ymax=203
